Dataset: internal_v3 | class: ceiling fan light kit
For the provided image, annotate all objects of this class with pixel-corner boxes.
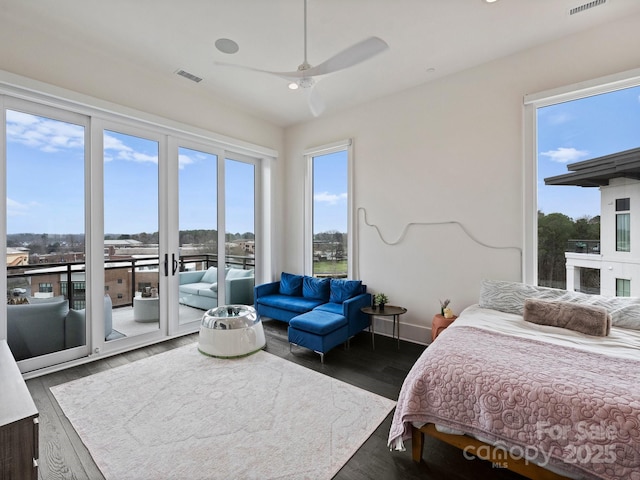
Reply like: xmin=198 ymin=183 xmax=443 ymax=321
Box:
xmin=215 ymin=0 xmax=388 ymax=116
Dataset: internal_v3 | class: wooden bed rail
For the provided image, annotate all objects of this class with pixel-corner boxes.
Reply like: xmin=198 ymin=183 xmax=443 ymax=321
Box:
xmin=412 ymin=424 xmax=570 ymax=480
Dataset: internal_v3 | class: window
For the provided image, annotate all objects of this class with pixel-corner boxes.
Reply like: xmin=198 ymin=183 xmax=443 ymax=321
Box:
xmin=525 ymin=71 xmax=640 ymax=286
xmin=39 ymin=283 xmax=53 ymax=293
xmin=305 ymin=141 xmax=353 ymax=278
xmin=616 ymin=198 xmax=630 ymax=252
xmin=616 ymin=278 xmax=631 ymax=297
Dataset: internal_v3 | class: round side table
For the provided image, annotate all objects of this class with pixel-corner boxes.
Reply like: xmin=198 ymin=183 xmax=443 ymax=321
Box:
xmin=431 ymin=313 xmax=457 ymax=342
xmin=361 ymin=305 xmax=407 ymax=349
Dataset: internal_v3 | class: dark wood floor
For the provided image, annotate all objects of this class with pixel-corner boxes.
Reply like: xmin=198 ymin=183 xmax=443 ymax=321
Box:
xmin=27 ymin=320 xmax=528 ymax=480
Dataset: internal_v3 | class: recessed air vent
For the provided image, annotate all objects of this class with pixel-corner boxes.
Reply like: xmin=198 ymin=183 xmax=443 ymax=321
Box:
xmin=175 ymin=69 xmax=203 ymax=83
xmin=570 ymin=0 xmax=606 ymax=15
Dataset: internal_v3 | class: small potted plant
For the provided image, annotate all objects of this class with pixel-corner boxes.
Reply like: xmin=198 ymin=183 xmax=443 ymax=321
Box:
xmin=440 ymin=298 xmax=454 ymax=318
xmin=440 ymin=298 xmax=450 ymax=316
xmin=374 ymin=293 xmax=389 ymax=311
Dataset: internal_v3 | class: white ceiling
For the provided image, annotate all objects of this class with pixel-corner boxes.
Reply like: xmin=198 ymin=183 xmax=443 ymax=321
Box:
xmin=4 ymin=0 xmax=640 ymax=127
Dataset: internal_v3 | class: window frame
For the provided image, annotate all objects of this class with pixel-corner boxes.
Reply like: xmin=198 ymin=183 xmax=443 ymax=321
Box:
xmin=523 ymin=67 xmax=640 ymax=285
xmin=303 ymin=139 xmax=355 ymax=278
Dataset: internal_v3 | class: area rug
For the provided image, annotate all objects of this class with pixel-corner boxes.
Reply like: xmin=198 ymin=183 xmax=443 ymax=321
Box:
xmin=51 ymin=345 xmax=395 ymax=480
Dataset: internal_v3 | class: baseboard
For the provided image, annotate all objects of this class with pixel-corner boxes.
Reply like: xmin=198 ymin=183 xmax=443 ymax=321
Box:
xmin=371 ymin=316 xmax=430 ymax=346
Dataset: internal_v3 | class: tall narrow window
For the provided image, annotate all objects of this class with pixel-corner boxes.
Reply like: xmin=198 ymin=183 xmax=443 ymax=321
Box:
xmin=616 ymin=278 xmax=631 ymax=297
xmin=616 ymin=198 xmax=630 ymax=252
xmin=306 ymin=143 xmax=351 ymax=278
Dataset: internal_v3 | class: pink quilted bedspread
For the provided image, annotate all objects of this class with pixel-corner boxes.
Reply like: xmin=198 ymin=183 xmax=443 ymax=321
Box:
xmin=388 ymin=326 xmax=640 ymax=479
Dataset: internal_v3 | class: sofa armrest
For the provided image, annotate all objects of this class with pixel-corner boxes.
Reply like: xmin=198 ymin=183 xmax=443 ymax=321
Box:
xmin=254 ymin=281 xmax=280 ymax=300
xmin=179 ymin=270 xmax=205 ymax=285
xmin=342 ymin=293 xmax=372 ymax=321
xmin=225 ymin=276 xmax=255 ymax=305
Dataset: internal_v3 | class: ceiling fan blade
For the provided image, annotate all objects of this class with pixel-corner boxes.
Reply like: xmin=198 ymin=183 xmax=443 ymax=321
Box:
xmin=306 ymin=84 xmax=325 ymax=117
xmin=303 ymin=36 xmax=388 ymax=77
xmin=214 ymin=61 xmax=300 ymax=82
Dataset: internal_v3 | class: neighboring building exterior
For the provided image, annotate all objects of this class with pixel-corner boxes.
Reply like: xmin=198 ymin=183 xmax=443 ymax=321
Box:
xmin=545 ymin=147 xmax=640 ymax=297
xmin=6 ymin=248 xmax=28 ymax=267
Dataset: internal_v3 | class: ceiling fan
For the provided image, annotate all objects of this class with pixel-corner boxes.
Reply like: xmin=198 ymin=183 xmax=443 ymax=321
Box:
xmin=215 ymin=0 xmax=389 ymax=117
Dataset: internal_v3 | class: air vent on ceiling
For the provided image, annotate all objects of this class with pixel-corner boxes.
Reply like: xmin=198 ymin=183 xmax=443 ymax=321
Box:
xmin=570 ymin=0 xmax=606 ymax=15
xmin=175 ymin=69 xmax=203 ymax=83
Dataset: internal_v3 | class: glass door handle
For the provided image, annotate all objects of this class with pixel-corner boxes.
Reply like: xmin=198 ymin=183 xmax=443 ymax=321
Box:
xmin=172 ymin=254 xmax=178 ymax=275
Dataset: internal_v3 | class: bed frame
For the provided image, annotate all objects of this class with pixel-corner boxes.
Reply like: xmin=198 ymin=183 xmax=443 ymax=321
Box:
xmin=411 ymin=424 xmax=570 ymax=480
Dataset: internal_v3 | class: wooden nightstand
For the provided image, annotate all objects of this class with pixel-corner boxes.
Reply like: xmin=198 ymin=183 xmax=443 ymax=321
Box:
xmin=431 ymin=314 xmax=457 ymax=342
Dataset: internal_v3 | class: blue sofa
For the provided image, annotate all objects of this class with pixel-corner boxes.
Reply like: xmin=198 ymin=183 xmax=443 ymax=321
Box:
xmin=254 ymin=273 xmax=372 ymax=361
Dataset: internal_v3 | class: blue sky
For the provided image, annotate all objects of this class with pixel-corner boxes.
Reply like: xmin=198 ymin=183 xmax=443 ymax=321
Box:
xmin=312 ymin=150 xmax=348 ymax=234
xmin=537 ymin=85 xmax=640 ymax=220
xmin=6 ymin=111 xmax=258 ymax=235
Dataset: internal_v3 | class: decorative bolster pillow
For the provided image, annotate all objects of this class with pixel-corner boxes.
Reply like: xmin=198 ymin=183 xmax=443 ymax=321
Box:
xmin=523 ymin=298 xmax=611 ymax=337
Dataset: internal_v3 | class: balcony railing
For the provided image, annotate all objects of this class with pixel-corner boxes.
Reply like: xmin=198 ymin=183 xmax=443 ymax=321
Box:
xmin=7 ymin=253 xmax=255 ymax=309
xmin=566 ymin=239 xmax=600 ymax=254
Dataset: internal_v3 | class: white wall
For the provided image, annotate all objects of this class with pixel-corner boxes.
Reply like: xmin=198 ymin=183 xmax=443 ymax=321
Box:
xmin=283 ymin=14 xmax=640 ymax=344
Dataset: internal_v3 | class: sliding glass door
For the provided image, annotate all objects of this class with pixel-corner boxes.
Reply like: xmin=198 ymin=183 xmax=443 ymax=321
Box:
xmin=3 ymin=98 xmax=265 ymax=372
xmin=173 ymin=148 xmax=258 ymax=330
xmin=4 ymin=102 xmax=90 ymax=368
xmin=103 ymin=128 xmax=161 ymax=342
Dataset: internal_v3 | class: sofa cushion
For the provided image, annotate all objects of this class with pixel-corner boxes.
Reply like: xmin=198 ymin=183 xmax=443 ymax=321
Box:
xmin=201 ymin=267 xmax=218 ymax=284
xmin=329 ymin=279 xmax=362 ymax=303
xmin=257 ymin=294 xmax=325 ymax=313
xmin=302 ymin=276 xmax=330 ymax=301
xmin=290 ymin=310 xmax=347 ymax=335
xmin=280 ymin=272 xmax=303 ymax=296
xmin=65 ymin=308 xmax=86 ymax=348
xmin=180 ymin=283 xmax=211 ymax=295
xmin=197 ymin=288 xmax=218 ymax=299
xmin=28 ymin=295 xmax=66 ymax=304
xmin=314 ymin=302 xmax=344 ymax=315
xmin=227 ymin=268 xmax=253 ymax=279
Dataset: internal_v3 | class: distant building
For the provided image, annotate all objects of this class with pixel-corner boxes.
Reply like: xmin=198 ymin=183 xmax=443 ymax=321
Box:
xmin=6 ymin=247 xmax=29 ymax=267
xmin=544 ymin=147 xmax=640 ymax=297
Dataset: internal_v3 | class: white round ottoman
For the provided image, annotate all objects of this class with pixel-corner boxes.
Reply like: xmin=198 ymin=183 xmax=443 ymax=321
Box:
xmin=198 ymin=305 xmax=266 ymax=358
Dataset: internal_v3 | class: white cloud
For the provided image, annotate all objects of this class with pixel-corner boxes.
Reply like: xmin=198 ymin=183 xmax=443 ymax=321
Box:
xmin=314 ymin=191 xmax=347 ymax=205
xmin=540 ymin=147 xmax=589 ymax=163
xmin=6 ymin=110 xmax=84 ymax=152
xmin=104 ymin=133 xmax=158 ymax=165
xmin=6 ymin=197 xmax=38 ymax=217
xmin=547 ymin=112 xmax=572 ymax=126
xmin=178 ymin=153 xmax=195 ymax=170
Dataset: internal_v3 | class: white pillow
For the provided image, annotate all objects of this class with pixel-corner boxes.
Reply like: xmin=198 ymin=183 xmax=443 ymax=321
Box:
xmin=479 ymin=279 xmax=640 ymax=330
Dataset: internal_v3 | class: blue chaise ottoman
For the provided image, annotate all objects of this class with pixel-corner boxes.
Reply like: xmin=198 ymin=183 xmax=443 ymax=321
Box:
xmin=288 ymin=310 xmax=348 ymax=363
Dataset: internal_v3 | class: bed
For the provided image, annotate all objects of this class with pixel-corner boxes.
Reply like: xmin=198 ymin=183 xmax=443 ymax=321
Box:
xmin=388 ymin=280 xmax=640 ymax=480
